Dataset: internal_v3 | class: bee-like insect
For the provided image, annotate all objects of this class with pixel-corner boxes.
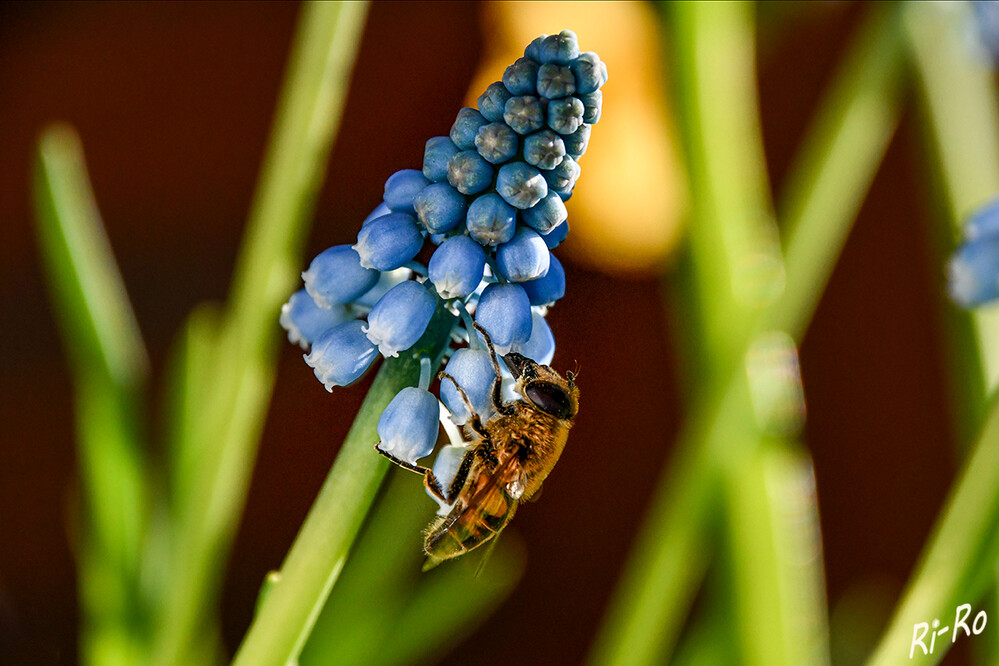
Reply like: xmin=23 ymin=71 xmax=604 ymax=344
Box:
xmin=375 ymin=324 xmax=579 ymax=570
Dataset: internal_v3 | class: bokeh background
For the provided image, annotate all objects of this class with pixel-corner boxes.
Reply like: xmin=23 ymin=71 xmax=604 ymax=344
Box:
xmin=0 ymin=1 xmax=964 ymax=663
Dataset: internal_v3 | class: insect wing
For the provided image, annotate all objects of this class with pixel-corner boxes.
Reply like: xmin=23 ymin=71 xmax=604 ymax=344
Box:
xmin=453 ymin=453 xmax=522 ymax=539
xmin=426 ymin=454 xmax=522 ymax=562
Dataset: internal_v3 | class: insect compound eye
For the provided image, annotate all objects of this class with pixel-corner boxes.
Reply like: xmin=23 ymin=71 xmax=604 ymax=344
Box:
xmin=525 ymin=381 xmax=572 ymax=419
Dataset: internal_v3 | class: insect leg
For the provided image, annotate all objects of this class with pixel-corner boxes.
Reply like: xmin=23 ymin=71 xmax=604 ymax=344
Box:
xmin=374 ymin=443 xmax=432 ymax=475
xmin=423 ymin=470 xmax=449 ymax=503
xmin=445 ymin=447 xmax=477 ymax=500
xmin=438 ymin=371 xmax=488 ymax=438
xmin=374 ymin=443 xmax=451 ymax=503
xmin=472 ymin=322 xmax=516 ymax=416
xmin=473 ymin=440 xmax=499 ymax=468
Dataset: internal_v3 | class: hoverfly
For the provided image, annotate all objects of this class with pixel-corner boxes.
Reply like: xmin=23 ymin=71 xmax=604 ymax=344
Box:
xmin=375 ymin=324 xmax=579 ymax=570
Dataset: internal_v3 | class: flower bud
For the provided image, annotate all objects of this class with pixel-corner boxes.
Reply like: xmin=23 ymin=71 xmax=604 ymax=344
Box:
xmin=280 ymin=289 xmax=350 ymax=349
xmin=377 ymin=387 xmax=440 ymax=464
xmin=466 ymin=193 xmax=517 ymax=246
xmin=475 ymin=283 xmax=532 ymax=355
xmin=353 ymin=213 xmax=424 ymax=271
xmin=496 ymin=162 xmax=548 ymax=210
xmin=304 ymin=320 xmax=379 ymax=390
xmin=428 ymin=235 xmax=486 ymax=300
xmin=302 ymin=245 xmax=379 ymax=308
xmin=364 ymin=280 xmax=436 ymax=357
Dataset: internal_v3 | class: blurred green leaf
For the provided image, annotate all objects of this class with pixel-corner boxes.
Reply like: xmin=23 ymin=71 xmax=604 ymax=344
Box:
xmin=724 ymin=444 xmax=830 ymax=666
xmin=590 ymin=3 xmax=902 ymax=664
xmin=233 ymin=300 xmax=455 ymax=666
xmin=670 ymin=567 xmax=738 ymax=666
xmin=665 ymin=1 xmax=778 ymax=390
xmin=299 ymin=469 xmax=428 ymax=666
xmin=380 ymin=538 xmax=522 ymax=666
xmin=33 ymin=124 xmax=150 ymax=665
xmin=867 ymin=390 xmax=999 ymax=666
xmin=300 ymin=468 xmax=524 ymax=666
xmin=150 ymin=2 xmax=370 ymax=664
xmin=867 ymin=3 xmax=999 ymax=665
xmin=163 ymin=302 xmax=221 ymax=513
xmin=34 ymin=125 xmax=149 ymax=390
xmin=773 ymin=2 xmax=903 ymax=340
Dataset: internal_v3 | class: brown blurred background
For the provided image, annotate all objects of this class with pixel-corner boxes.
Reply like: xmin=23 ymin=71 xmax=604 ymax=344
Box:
xmin=0 ymin=1 xmax=964 ymax=663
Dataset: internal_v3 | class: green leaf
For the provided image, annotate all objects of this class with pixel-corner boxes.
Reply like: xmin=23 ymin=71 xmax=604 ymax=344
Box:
xmin=867 ymin=391 xmax=999 ymax=666
xmin=33 ymin=125 xmax=149 ymax=390
xmin=589 ymin=4 xmax=903 ymax=664
xmin=233 ymin=301 xmax=455 ymax=666
xmin=299 ymin=468 xmax=524 ymax=666
xmin=33 ymin=124 xmax=151 ymax=665
xmin=724 ymin=444 xmax=830 ymax=666
xmin=149 ymin=2 xmax=370 ymax=664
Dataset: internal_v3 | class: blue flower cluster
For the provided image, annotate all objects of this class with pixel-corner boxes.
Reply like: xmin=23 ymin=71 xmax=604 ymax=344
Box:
xmin=281 ymin=30 xmax=604 ymax=498
xmin=948 ymin=198 xmax=999 ymax=307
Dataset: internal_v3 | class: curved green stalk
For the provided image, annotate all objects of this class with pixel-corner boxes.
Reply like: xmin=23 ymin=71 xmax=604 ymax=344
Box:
xmin=233 ymin=304 xmax=455 ymax=666
xmin=151 ymin=3 xmax=369 ymax=664
xmin=33 ymin=126 xmax=151 ymax=666
xmin=589 ymin=4 xmax=903 ymax=664
xmin=866 ymin=3 xmax=999 ymax=664
xmin=299 ymin=468 xmax=524 ymax=666
xmin=723 ymin=443 xmax=830 ymax=666
xmin=866 ymin=391 xmax=999 ymax=666
xmin=905 ymin=0 xmax=999 ymax=438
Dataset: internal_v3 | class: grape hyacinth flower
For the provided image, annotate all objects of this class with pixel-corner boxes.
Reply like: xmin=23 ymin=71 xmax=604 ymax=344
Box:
xmin=282 ymin=28 xmax=605 ymax=503
xmin=280 ymin=288 xmax=350 ymax=349
xmin=377 ymin=387 xmax=440 ymax=465
xmin=428 ymin=235 xmax=485 ymax=300
xmin=363 ymin=280 xmax=436 ymax=357
xmin=354 ymin=213 xmax=423 ymax=270
xmin=304 ymin=321 xmax=379 ymax=391
xmin=496 ymin=226 xmax=551 ymax=283
xmin=302 ymin=245 xmax=378 ymax=308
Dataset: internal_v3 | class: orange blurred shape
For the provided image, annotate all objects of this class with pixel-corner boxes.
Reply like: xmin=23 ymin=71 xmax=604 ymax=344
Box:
xmin=467 ymin=1 xmax=686 ymax=274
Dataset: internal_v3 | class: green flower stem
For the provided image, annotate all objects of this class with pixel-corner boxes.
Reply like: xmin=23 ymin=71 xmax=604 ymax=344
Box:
xmin=233 ymin=304 xmax=455 ymax=666
xmin=300 ymin=468 xmax=523 ymax=666
xmin=866 ymin=391 xmax=999 ymax=666
xmin=588 ymin=375 xmax=755 ymax=666
xmin=151 ymin=3 xmax=368 ymax=664
xmin=589 ymin=4 xmax=903 ymax=664
xmin=772 ymin=2 xmax=903 ymax=339
xmin=724 ymin=443 xmax=830 ymax=666
xmin=670 ymin=569 xmax=738 ymax=666
xmin=33 ymin=126 xmax=151 ymax=666
xmin=230 ymin=359 xmax=400 ymax=666
xmin=665 ymin=1 xmax=777 ymax=389
xmin=911 ymin=0 xmax=999 ymax=432
xmin=864 ymin=4 xmax=999 ymax=665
